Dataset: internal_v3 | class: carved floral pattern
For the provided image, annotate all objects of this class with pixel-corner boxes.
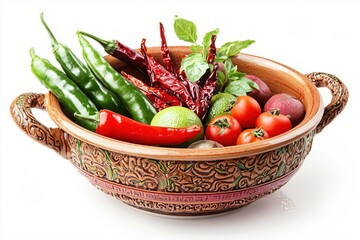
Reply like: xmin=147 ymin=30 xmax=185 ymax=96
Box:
xmin=68 ymin=131 xmax=314 ymax=194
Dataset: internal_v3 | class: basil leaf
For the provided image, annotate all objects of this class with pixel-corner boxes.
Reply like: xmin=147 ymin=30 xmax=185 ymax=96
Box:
xmin=174 ymin=16 xmax=198 ymax=44
xmin=180 ymin=53 xmax=209 ymax=82
xmin=203 ymin=28 xmax=219 ymax=49
xmin=224 ymin=58 xmax=234 ymax=78
xmin=202 ymin=28 xmax=219 ymax=58
xmin=229 ymin=71 xmax=246 ymax=81
xmin=244 ymin=76 xmax=259 ymax=90
xmin=190 ymin=44 xmax=203 ymax=53
xmin=219 ymin=40 xmax=255 ymax=57
xmin=215 ymin=55 xmax=228 ymax=62
xmin=217 ymin=71 xmax=226 ymax=92
xmin=224 ymin=77 xmax=254 ymax=96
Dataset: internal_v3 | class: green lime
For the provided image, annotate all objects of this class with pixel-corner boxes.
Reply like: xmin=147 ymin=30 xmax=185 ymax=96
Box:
xmin=204 ymin=92 xmax=237 ymax=124
xmin=150 ymin=106 xmax=204 ymax=147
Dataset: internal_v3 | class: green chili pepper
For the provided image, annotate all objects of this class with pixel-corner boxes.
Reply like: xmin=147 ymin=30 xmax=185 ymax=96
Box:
xmin=40 ymin=13 xmax=128 ymax=116
xmin=30 ymin=48 xmax=98 ymax=131
xmin=77 ymin=32 xmax=157 ymax=124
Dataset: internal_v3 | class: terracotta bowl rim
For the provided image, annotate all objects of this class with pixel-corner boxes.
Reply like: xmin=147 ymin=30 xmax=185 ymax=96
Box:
xmin=45 ymin=50 xmax=324 ymax=161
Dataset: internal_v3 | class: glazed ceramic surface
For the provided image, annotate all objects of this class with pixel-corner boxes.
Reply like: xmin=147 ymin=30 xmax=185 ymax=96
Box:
xmin=10 ymin=47 xmax=348 ymax=215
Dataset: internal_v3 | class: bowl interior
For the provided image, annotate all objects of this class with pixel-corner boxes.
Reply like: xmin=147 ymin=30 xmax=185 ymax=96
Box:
xmin=45 ymin=46 xmax=323 ymax=160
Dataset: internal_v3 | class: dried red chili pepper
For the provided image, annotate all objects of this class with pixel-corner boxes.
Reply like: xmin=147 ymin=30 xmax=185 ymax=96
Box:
xmin=195 ymin=34 xmax=218 ymax=88
xmin=141 ymin=38 xmax=196 ymax=109
xmin=77 ymin=31 xmax=147 ymax=74
xmin=121 ymin=71 xmax=182 ymax=111
xmin=194 ymin=35 xmax=219 ymax=119
xmin=160 ymin=22 xmax=178 ymax=77
xmin=112 ymin=41 xmax=147 ymax=74
xmin=160 ymin=22 xmax=202 ymax=101
xmin=178 ymin=71 xmax=202 ymax=101
xmin=207 ymin=35 xmax=217 ymax=64
xmin=195 ymin=63 xmax=218 ymax=119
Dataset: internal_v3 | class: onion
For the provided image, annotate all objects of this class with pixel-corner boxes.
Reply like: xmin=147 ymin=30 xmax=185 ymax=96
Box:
xmin=188 ymin=140 xmax=224 ymax=149
xmin=264 ymin=93 xmax=305 ymax=127
xmin=246 ymin=75 xmax=272 ymax=108
xmin=217 ymin=61 xmax=225 ymax=73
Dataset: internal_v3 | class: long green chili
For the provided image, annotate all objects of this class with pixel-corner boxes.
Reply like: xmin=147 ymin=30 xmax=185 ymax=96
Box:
xmin=77 ymin=32 xmax=157 ymax=124
xmin=40 ymin=13 xmax=128 ymax=116
xmin=30 ymin=48 xmax=98 ymax=131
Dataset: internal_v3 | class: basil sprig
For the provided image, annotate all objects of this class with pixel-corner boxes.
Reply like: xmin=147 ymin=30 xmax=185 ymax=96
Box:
xmin=173 ymin=16 xmax=257 ymax=96
xmin=174 ymin=16 xmax=219 ymax=82
xmin=218 ymin=59 xmax=258 ymax=96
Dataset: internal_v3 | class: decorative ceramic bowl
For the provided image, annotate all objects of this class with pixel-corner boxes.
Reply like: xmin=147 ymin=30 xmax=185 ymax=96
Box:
xmin=10 ymin=47 xmax=348 ymax=216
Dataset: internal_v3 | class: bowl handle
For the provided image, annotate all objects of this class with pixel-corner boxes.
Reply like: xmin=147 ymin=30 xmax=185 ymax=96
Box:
xmin=305 ymin=72 xmax=349 ymax=134
xmin=10 ymin=93 xmax=71 ymax=159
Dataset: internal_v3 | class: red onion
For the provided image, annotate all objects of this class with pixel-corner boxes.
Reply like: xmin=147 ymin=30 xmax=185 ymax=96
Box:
xmin=217 ymin=61 xmax=225 ymax=73
xmin=264 ymin=93 xmax=305 ymax=127
xmin=246 ymin=75 xmax=272 ymax=108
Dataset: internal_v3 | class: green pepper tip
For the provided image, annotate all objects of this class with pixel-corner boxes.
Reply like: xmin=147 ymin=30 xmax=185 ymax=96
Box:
xmin=76 ymin=31 xmax=84 ymax=38
xmin=29 ymin=47 xmax=36 ymax=58
xmin=40 ymin=12 xmax=59 ymax=48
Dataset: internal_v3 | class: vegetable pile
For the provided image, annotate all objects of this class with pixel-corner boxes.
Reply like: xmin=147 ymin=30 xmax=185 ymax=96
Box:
xmin=31 ymin=13 xmax=305 ymax=147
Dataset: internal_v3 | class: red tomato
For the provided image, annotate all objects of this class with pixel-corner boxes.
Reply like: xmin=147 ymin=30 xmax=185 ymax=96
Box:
xmin=236 ymin=128 xmax=269 ymax=145
xmin=255 ymin=109 xmax=292 ymax=137
xmin=231 ymin=96 xmax=261 ymax=129
xmin=205 ymin=115 xmax=242 ymax=146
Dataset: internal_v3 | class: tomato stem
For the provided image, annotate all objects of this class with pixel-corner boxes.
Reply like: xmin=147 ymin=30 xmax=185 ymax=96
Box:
xmin=253 ymin=128 xmax=266 ymax=139
xmin=212 ymin=118 xmax=231 ymax=135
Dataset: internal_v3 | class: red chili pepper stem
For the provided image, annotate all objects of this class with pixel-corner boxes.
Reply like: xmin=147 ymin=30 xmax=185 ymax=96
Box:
xmin=74 ymin=112 xmax=100 ymax=123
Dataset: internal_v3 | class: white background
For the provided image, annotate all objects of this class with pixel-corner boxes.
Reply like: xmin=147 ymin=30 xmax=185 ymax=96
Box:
xmin=1 ymin=0 xmax=359 ymax=239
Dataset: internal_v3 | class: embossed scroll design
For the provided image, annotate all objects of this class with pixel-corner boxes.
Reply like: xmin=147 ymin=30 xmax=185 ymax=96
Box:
xmin=10 ymin=93 xmax=69 ymax=158
xmin=97 ymin=184 xmax=282 ymax=215
xmin=68 ymin=131 xmax=315 ymax=195
xmin=305 ymin=72 xmax=349 ymax=134
xmin=80 ymin=167 xmax=296 ymax=215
